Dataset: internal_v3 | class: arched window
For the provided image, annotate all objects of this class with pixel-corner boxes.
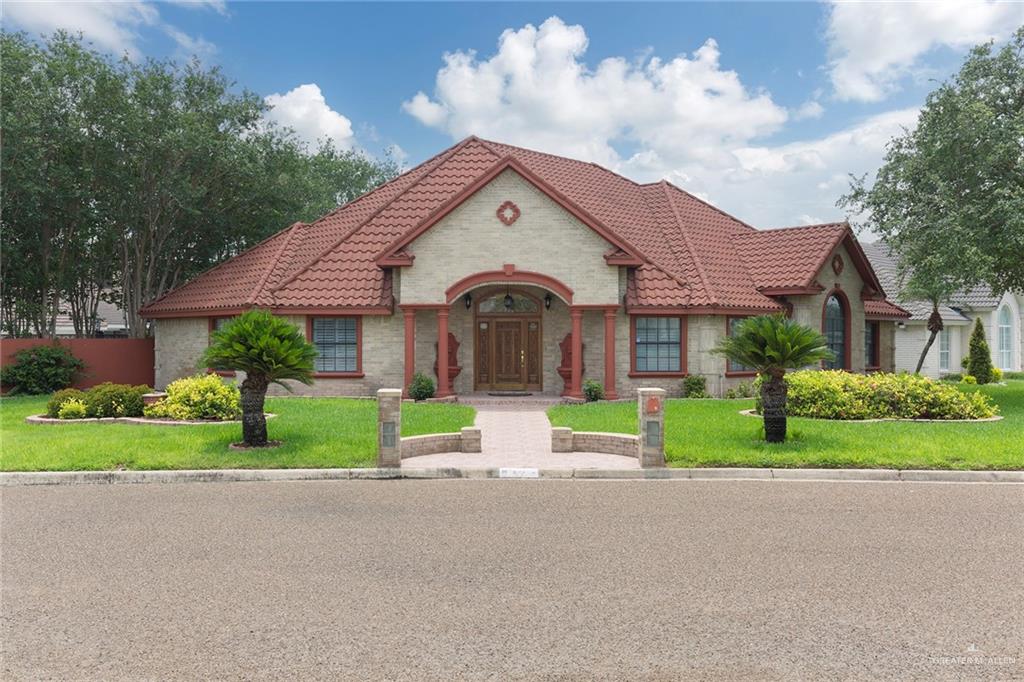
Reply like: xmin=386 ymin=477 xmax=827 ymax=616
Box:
xmin=998 ymin=305 xmax=1013 ymax=370
xmin=823 ymin=294 xmax=847 ymax=369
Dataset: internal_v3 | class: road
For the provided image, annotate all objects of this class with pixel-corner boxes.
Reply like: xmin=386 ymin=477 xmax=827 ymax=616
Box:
xmin=2 ymin=480 xmax=1022 ymax=680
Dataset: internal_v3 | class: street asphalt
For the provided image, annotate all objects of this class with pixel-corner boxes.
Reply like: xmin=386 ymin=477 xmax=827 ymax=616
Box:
xmin=2 ymin=480 xmax=1022 ymax=681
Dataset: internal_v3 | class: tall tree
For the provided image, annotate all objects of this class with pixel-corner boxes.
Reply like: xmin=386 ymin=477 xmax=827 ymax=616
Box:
xmin=840 ymin=28 xmax=1024 ymax=296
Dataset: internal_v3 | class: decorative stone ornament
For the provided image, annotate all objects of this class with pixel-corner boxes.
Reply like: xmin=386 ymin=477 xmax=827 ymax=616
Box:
xmin=832 ymin=254 xmax=844 ymax=275
xmin=496 ymin=200 xmax=521 ymax=226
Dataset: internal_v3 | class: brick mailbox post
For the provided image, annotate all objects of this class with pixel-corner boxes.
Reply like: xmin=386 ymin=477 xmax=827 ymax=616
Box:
xmin=636 ymin=387 xmax=666 ymax=468
xmin=377 ymin=389 xmax=402 ymax=467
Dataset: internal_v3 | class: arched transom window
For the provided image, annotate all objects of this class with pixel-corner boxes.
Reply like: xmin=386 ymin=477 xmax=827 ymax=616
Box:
xmin=998 ymin=305 xmax=1013 ymax=370
xmin=477 ymin=291 xmax=539 ymax=314
xmin=823 ymin=294 xmax=847 ymax=370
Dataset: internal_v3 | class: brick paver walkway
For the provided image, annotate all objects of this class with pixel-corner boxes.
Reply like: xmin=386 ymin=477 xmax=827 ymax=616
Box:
xmin=401 ymin=397 xmax=639 ymax=470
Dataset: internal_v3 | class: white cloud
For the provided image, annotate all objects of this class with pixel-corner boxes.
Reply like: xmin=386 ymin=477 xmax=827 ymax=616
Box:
xmin=3 ymin=1 xmax=159 ymax=57
xmin=826 ymin=0 xmax=1024 ymax=101
xmin=794 ymin=100 xmax=825 ymax=121
xmin=165 ymin=0 xmax=229 ymax=16
xmin=403 ymin=16 xmax=788 ymax=170
xmin=163 ymin=26 xmax=216 ymax=61
xmin=264 ymin=84 xmax=356 ymax=151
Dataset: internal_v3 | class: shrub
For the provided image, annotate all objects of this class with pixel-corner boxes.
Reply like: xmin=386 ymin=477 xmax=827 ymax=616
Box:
xmin=940 ymin=373 xmax=962 ymax=382
xmin=960 ymin=356 xmax=970 ymax=370
xmin=408 ymin=372 xmax=435 ymax=401
xmin=83 ymin=382 xmax=150 ymax=418
xmin=724 ymin=388 xmax=737 ymax=399
xmin=967 ymin=318 xmax=994 ymax=384
xmin=681 ymin=375 xmax=708 ymax=398
xmin=57 ymin=398 xmax=88 ymax=420
xmin=47 ymin=388 xmax=87 ymax=417
xmin=990 ymin=367 xmax=1003 ymax=383
xmin=0 ymin=345 xmax=85 ymax=394
xmin=775 ymin=370 xmax=996 ymax=420
xmin=582 ymin=379 xmax=604 ymax=402
xmin=1005 ymin=371 xmax=1024 ymax=380
xmin=735 ymin=382 xmax=753 ymax=398
xmin=961 ymin=375 xmax=977 ymax=384
xmin=144 ymin=374 xmax=241 ymax=421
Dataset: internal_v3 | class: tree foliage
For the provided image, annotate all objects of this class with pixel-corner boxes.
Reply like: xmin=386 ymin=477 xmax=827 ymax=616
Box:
xmin=839 ymin=28 xmax=1024 ymax=296
xmin=712 ymin=314 xmax=833 ymax=443
xmin=967 ymin=317 xmax=995 ymax=384
xmin=1 ymin=31 xmax=398 ymax=338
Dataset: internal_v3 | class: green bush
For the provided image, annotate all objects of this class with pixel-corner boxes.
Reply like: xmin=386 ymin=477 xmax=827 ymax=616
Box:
xmin=990 ymin=367 xmax=1003 ymax=383
xmin=939 ymin=373 xmax=963 ymax=382
xmin=47 ymin=388 xmax=87 ymax=417
xmin=1 ymin=345 xmax=85 ymax=394
xmin=83 ymin=383 xmax=150 ymax=418
xmin=1005 ymin=371 xmax=1024 ymax=380
xmin=967 ymin=318 xmax=994 ymax=384
xmin=582 ymin=379 xmax=604 ymax=402
xmin=57 ymin=398 xmax=88 ymax=420
xmin=961 ymin=375 xmax=978 ymax=384
xmin=774 ymin=370 xmax=996 ymax=420
xmin=408 ymin=372 xmax=435 ymax=401
xmin=724 ymin=388 xmax=737 ymax=399
xmin=681 ymin=375 xmax=708 ymax=398
xmin=144 ymin=374 xmax=240 ymax=421
xmin=735 ymin=382 xmax=753 ymax=398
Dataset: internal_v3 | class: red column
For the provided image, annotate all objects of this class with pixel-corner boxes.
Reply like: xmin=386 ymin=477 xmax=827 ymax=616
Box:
xmin=570 ymin=307 xmax=584 ymax=399
xmin=437 ymin=307 xmax=451 ymax=397
xmin=402 ymin=308 xmax=415 ymax=398
xmin=603 ymin=307 xmax=618 ymax=400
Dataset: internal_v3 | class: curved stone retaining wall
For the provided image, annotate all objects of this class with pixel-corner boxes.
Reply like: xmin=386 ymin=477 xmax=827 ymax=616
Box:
xmin=400 ymin=427 xmax=482 ymax=459
xmin=551 ymin=427 xmax=638 ymax=458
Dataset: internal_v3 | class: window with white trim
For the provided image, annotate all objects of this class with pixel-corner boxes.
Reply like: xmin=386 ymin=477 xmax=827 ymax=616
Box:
xmin=939 ymin=327 xmax=950 ymax=371
xmin=634 ymin=317 xmax=682 ymax=373
xmin=998 ymin=306 xmax=1013 ymax=370
xmin=312 ymin=317 xmax=358 ymax=373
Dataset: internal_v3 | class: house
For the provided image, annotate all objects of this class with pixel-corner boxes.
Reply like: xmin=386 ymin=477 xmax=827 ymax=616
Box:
xmin=863 ymin=242 xmax=1022 ymax=378
xmin=141 ymin=137 xmax=909 ymax=398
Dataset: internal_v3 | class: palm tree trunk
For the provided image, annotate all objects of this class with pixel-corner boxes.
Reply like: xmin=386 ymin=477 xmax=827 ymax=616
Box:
xmin=914 ymin=306 xmax=944 ymax=374
xmin=239 ymin=374 xmax=269 ymax=447
xmin=761 ymin=372 xmax=788 ymax=443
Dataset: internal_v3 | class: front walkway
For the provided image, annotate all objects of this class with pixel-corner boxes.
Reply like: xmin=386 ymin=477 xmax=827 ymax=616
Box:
xmin=402 ymin=396 xmax=639 ymax=470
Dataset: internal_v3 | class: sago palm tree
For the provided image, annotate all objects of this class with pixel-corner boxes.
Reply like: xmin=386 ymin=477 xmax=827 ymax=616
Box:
xmin=201 ymin=309 xmax=317 ymax=447
xmin=713 ymin=314 xmax=833 ymax=443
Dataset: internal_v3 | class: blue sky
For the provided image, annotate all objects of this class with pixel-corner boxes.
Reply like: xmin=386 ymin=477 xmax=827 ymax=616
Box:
xmin=6 ymin=1 xmax=1022 ymax=232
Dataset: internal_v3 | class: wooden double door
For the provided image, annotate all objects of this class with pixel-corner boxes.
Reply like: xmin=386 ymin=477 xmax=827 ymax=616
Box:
xmin=475 ymin=317 xmax=542 ymax=391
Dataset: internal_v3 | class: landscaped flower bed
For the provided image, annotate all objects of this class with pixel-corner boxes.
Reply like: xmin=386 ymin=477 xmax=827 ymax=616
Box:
xmin=755 ymin=371 xmax=998 ymax=421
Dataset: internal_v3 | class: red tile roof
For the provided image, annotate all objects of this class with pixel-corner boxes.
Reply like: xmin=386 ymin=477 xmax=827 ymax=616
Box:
xmin=864 ymin=299 xmax=912 ymax=319
xmin=141 ymin=136 xmax=897 ymax=317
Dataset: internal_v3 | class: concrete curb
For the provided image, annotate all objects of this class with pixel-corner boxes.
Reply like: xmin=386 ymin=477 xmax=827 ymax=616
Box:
xmin=2 ymin=467 xmax=1021 ymax=487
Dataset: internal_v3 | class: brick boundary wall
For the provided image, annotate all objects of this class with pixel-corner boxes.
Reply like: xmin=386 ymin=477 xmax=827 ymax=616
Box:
xmin=400 ymin=427 xmax=482 ymax=458
xmin=551 ymin=427 xmax=639 ymax=458
xmin=1 ymin=338 xmax=154 ymax=391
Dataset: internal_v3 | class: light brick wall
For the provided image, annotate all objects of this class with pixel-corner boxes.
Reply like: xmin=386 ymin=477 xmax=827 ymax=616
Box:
xmin=154 ymin=317 xmax=209 ymax=389
xmin=399 ymin=169 xmax=620 ymax=305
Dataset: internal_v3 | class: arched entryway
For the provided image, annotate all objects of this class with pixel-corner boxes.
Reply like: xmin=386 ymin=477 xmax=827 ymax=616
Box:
xmin=472 ymin=288 xmax=543 ymax=391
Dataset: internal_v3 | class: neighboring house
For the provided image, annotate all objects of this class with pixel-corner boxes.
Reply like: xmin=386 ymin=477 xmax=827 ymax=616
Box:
xmin=863 ymin=242 xmax=1022 ymax=378
xmin=141 ymin=137 xmax=908 ymax=398
xmin=53 ymin=299 xmax=129 ymax=337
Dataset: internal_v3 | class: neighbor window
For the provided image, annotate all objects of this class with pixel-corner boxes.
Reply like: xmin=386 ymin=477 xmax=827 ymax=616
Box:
xmin=633 ymin=316 xmax=683 ymax=373
xmin=865 ymin=321 xmax=880 ymax=369
xmin=311 ymin=317 xmax=359 ymax=373
xmin=726 ymin=317 xmax=755 ymax=373
xmin=823 ymin=294 xmax=847 ymax=370
xmin=939 ymin=327 xmax=951 ymax=371
xmin=998 ymin=306 xmax=1013 ymax=370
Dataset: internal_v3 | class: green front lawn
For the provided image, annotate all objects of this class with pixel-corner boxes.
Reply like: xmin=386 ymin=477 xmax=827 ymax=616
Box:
xmin=548 ymin=381 xmax=1024 ymax=470
xmin=0 ymin=397 xmax=476 ymax=471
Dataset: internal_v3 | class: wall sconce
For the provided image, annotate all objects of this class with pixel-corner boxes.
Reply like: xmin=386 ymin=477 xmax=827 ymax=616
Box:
xmin=464 ymin=293 xmax=472 ymax=309
xmin=544 ymin=293 xmax=552 ymax=310
xmin=897 ymin=321 xmax=906 ymax=329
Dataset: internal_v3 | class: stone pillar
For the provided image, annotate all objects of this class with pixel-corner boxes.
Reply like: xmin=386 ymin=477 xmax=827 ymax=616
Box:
xmin=569 ymin=307 xmax=584 ymax=399
xmin=436 ymin=307 xmax=451 ymax=398
xmin=636 ymin=387 xmax=666 ymax=468
xmin=377 ymin=388 xmax=402 ymax=467
xmin=603 ymin=307 xmax=618 ymax=400
xmin=402 ymin=308 xmax=415 ymax=398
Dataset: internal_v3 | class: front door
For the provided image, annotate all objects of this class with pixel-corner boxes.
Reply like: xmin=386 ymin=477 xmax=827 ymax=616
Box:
xmin=474 ymin=291 xmax=543 ymax=392
xmin=494 ymin=321 xmax=524 ymax=387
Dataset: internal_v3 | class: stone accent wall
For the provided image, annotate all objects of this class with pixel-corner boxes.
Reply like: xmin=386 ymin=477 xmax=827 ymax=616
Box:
xmin=399 ymin=169 xmax=620 ymax=305
xmin=572 ymin=431 xmax=640 ymax=458
xmin=154 ymin=317 xmax=209 ymax=389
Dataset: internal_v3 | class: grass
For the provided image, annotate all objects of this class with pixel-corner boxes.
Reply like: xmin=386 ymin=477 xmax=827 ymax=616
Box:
xmin=0 ymin=397 xmax=476 ymax=471
xmin=548 ymin=380 xmax=1024 ymax=470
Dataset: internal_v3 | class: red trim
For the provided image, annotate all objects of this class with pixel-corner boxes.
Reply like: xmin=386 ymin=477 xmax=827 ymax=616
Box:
xmin=604 ymin=248 xmax=644 ymax=266
xmin=146 ymin=306 xmax=392 ymax=319
xmin=724 ymin=316 xmax=757 ymax=377
xmin=569 ymin=307 xmax=584 ymax=398
xmin=496 ymin=200 xmax=521 ymax=226
xmin=759 ymin=285 xmax=824 ymax=296
xmin=821 ymin=288 xmax=852 ymax=370
xmin=403 ymin=308 xmax=416 ymax=398
xmin=207 ymin=317 xmax=236 ymax=377
xmin=306 ymin=315 xmax=364 ymax=378
xmin=625 ymin=305 xmax=783 ymax=316
xmin=445 ymin=267 xmax=575 ymax=305
xmin=603 ymin=308 xmax=618 ymax=400
xmin=378 ymin=252 xmax=414 ymax=267
xmin=628 ymin=314 xmax=687 ymax=378
xmin=374 ymin=156 xmax=645 ymax=267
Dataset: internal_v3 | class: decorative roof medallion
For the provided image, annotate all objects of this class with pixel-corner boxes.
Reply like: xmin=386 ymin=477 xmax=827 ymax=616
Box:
xmin=831 ymin=254 xmax=844 ymax=275
xmin=496 ymin=201 xmax=521 ymax=226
